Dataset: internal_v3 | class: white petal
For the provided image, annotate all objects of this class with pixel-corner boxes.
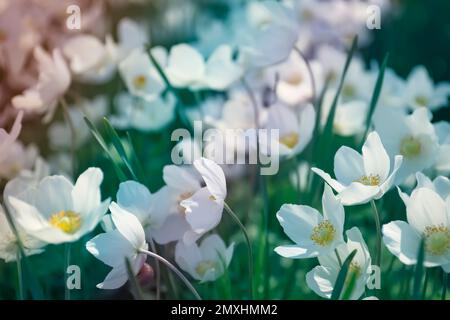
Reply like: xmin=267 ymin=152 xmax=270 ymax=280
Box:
xmin=96 ymin=265 xmax=128 ymax=290
xmin=116 ymin=180 xmax=152 ymax=223
xmin=311 ymin=167 xmax=345 ymax=193
xmin=193 ymin=157 xmax=227 ymax=201
xmin=274 ymin=245 xmax=318 ymax=259
xmin=166 ymin=44 xmax=205 ymax=87
xmin=174 ymin=240 xmax=202 ymax=280
xmin=86 ymin=229 xmax=134 ymax=267
xmin=109 ymin=202 xmax=146 ymax=250
xmin=72 ymin=167 xmax=103 ymax=215
xmin=338 ymin=183 xmax=379 ymax=206
xmin=305 ymin=266 xmax=336 ymax=299
xmin=34 ymin=176 xmax=73 ymax=219
xmin=322 ymin=184 xmax=345 ymax=237
xmin=382 ymin=221 xmax=421 ymax=265
xmin=362 ymin=132 xmax=390 ymax=182
xmin=379 ymin=155 xmax=403 ymax=194
xmin=276 ymin=204 xmax=319 ymax=245
xmin=407 ymin=188 xmax=447 ymax=233
xmin=152 ymin=213 xmax=190 ymax=245
xmin=334 ymin=146 xmax=365 ymax=186
xmin=163 ymin=165 xmax=201 ymax=192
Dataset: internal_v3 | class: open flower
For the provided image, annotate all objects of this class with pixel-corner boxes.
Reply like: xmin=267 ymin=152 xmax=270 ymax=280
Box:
xmin=12 ymin=47 xmax=71 ymax=122
xmin=398 ymin=172 xmax=450 ymax=207
xmin=312 ymin=131 xmax=403 ymax=205
xmin=175 ymin=234 xmax=234 ymax=282
xmin=165 ymin=44 xmax=243 ymax=91
xmin=275 ymin=184 xmax=345 ymax=259
xmin=114 ymin=180 xmax=170 ymax=239
xmin=7 ymin=168 xmax=110 ymax=244
xmin=86 ymin=202 xmax=148 ymax=289
xmin=306 ymin=227 xmax=372 ymax=300
xmin=404 ymin=66 xmax=450 ymax=111
xmin=0 ymin=204 xmax=45 ymax=263
xmin=374 ymin=108 xmax=439 ymax=184
xmin=110 ymin=93 xmax=176 ymax=132
xmin=383 ymin=188 xmax=450 ymax=271
xmin=153 ymin=158 xmax=226 ymax=245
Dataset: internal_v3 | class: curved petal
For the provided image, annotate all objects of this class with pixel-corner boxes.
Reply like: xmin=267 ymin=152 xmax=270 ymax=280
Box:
xmin=334 ymin=146 xmax=365 ymax=186
xmin=362 ymin=132 xmax=390 ymax=182
xmin=306 ymin=266 xmax=336 ymax=299
xmin=152 ymin=213 xmax=190 ymax=245
xmin=35 ymin=175 xmax=74 ymax=219
xmin=382 ymin=221 xmax=421 ymax=265
xmin=322 ymin=184 xmax=345 ymax=237
xmin=193 ymin=158 xmax=227 ymax=201
xmin=96 ymin=265 xmax=128 ymax=290
xmin=72 ymin=167 xmax=103 ymax=215
xmin=311 ymin=167 xmax=345 ymax=193
xmin=379 ymin=155 xmax=403 ymax=194
xmin=274 ymin=245 xmax=318 ymax=259
xmin=166 ymin=44 xmax=205 ymax=87
xmin=116 ymin=180 xmax=152 ymax=222
xmin=338 ymin=183 xmax=379 ymax=206
xmin=109 ymin=202 xmax=145 ymax=250
xmin=163 ymin=165 xmax=201 ymax=192
xmin=276 ymin=204 xmax=320 ymax=245
xmin=86 ymin=229 xmax=133 ymax=267
xmin=407 ymin=188 xmax=447 ymax=233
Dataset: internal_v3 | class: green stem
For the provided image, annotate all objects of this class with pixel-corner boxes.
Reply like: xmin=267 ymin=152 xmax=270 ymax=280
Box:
xmin=223 ymin=202 xmax=254 ymax=299
xmin=442 ymin=271 xmax=448 ymax=300
xmin=16 ymin=251 xmax=24 ymax=300
xmin=64 ymin=243 xmax=71 ymax=300
xmin=139 ymin=249 xmax=201 ymax=300
xmin=370 ymin=200 xmax=382 ymax=267
xmin=422 ymin=269 xmax=429 ymax=299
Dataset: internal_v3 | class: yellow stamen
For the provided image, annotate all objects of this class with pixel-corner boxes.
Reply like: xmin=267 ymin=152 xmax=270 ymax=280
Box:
xmin=342 ymin=84 xmax=356 ymax=98
xmin=195 ymin=260 xmax=217 ymax=277
xmin=279 ymin=132 xmax=299 ymax=149
xmin=310 ymin=220 xmax=336 ymax=246
xmin=415 ymin=95 xmax=428 ymax=107
xmin=49 ymin=210 xmax=82 ymax=234
xmin=286 ymin=73 xmax=303 ymax=86
xmin=424 ymin=225 xmax=450 ymax=256
xmin=400 ymin=136 xmax=421 ymax=159
xmin=356 ymin=174 xmax=380 ymax=186
xmin=177 ymin=191 xmax=194 ymax=214
xmin=133 ymin=75 xmax=147 ymax=89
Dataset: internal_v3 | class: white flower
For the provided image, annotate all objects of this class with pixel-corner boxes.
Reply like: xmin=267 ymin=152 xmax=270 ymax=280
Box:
xmin=110 ymin=93 xmax=176 ymax=132
xmin=0 ymin=111 xmax=22 ymax=164
xmin=434 ymin=121 xmax=450 ymax=175
xmin=262 ymin=103 xmax=315 ymax=158
xmin=86 ymin=202 xmax=148 ymax=289
xmin=398 ymin=172 xmax=450 ymax=207
xmin=63 ymin=35 xmax=117 ymax=84
xmin=114 ymin=180 xmax=170 ymax=238
xmin=374 ymin=108 xmax=439 ymax=184
xmin=306 ymin=227 xmax=372 ymax=300
xmin=236 ymin=0 xmax=299 ymax=68
xmin=175 ymin=234 xmax=234 ymax=282
xmin=12 ymin=47 xmax=71 ymax=122
xmin=7 ymin=168 xmax=110 ymax=244
xmin=275 ymin=184 xmax=345 ymax=259
xmin=118 ymin=47 xmax=167 ymax=100
xmin=153 ymin=158 xmax=226 ymax=245
xmin=383 ymin=188 xmax=450 ymax=271
xmin=165 ymin=44 xmax=243 ymax=91
xmin=312 ymin=132 xmax=403 ymax=205
xmin=0 ymin=204 xmax=45 ymax=263
xmin=404 ymin=66 xmax=450 ymax=111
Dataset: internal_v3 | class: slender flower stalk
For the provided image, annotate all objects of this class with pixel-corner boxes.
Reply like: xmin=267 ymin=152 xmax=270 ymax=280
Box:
xmin=64 ymin=243 xmax=71 ymax=300
xmin=293 ymin=46 xmax=317 ymax=105
xmin=138 ymin=249 xmax=201 ymax=300
xmin=371 ymin=200 xmax=382 ymax=267
xmin=223 ymin=202 xmax=254 ymax=299
xmin=148 ymin=238 xmax=161 ymax=300
xmin=16 ymin=251 xmax=24 ymax=300
xmin=61 ymin=97 xmax=77 ymax=177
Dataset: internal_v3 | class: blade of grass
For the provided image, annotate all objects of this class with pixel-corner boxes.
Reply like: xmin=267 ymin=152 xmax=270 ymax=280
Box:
xmin=84 ymin=117 xmax=127 ymax=182
xmin=330 ymin=249 xmax=357 ymax=300
xmin=442 ymin=271 xmax=448 ymax=300
xmin=412 ymin=238 xmax=425 ymax=300
xmin=360 ymin=53 xmax=390 ymax=147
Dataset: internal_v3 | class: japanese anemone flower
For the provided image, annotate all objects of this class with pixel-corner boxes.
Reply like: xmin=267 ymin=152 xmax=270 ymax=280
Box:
xmin=312 ymin=131 xmax=403 ymax=206
xmin=275 ymin=184 xmax=345 ymax=259
xmin=383 ymin=188 xmax=450 ymax=272
xmin=8 ymin=168 xmax=110 ymax=244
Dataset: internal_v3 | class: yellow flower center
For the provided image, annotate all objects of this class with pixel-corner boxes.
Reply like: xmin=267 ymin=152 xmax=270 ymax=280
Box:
xmin=342 ymin=84 xmax=356 ymax=98
xmin=286 ymin=73 xmax=303 ymax=86
xmin=424 ymin=225 xmax=450 ymax=256
xmin=356 ymin=174 xmax=381 ymax=186
xmin=177 ymin=191 xmax=194 ymax=214
xmin=310 ymin=220 xmax=336 ymax=246
xmin=195 ymin=260 xmax=217 ymax=277
xmin=415 ymin=95 xmax=428 ymax=107
xmin=133 ymin=75 xmax=147 ymax=90
xmin=400 ymin=136 xmax=421 ymax=159
xmin=49 ymin=210 xmax=82 ymax=234
xmin=279 ymin=132 xmax=299 ymax=149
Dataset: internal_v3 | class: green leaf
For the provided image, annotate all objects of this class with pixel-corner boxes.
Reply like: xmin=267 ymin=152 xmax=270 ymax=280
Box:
xmin=125 ymin=258 xmax=144 ymax=300
xmin=320 ymin=36 xmax=358 ymax=158
xmin=412 ymin=238 xmax=425 ymax=300
xmin=102 ymin=117 xmax=138 ymax=181
xmin=331 ymin=249 xmax=358 ymax=300
xmin=84 ymin=116 xmax=127 ymax=182
xmin=360 ymin=53 xmax=390 ymax=147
